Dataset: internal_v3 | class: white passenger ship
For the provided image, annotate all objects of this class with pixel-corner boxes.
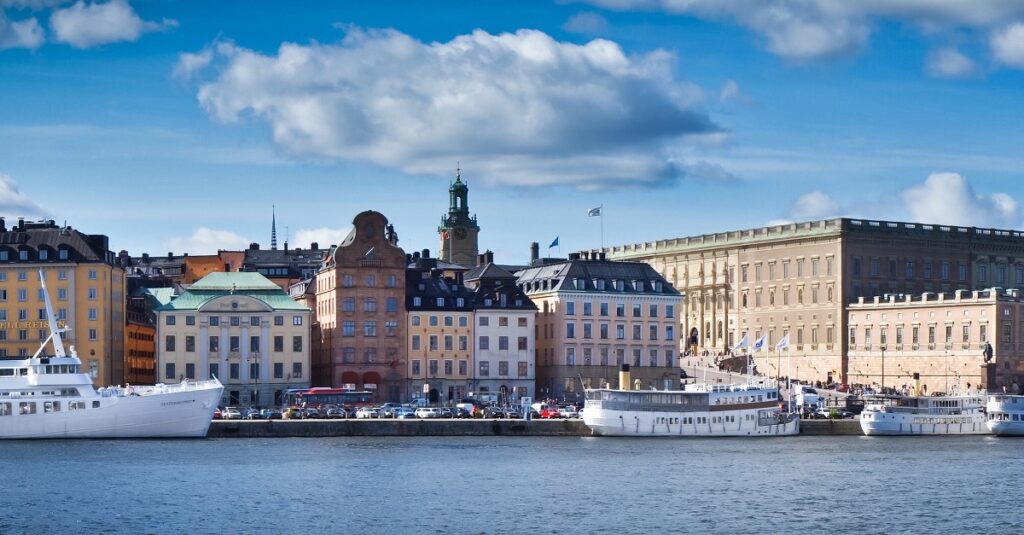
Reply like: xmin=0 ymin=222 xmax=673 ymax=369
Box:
xmin=986 ymin=394 xmax=1024 ymax=436
xmin=860 ymin=378 xmax=987 ymax=436
xmin=582 ymin=366 xmax=799 ymax=437
xmin=0 ymin=271 xmax=223 ymax=439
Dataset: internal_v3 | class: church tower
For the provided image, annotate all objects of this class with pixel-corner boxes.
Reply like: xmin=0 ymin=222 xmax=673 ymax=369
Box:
xmin=438 ymin=168 xmax=480 ymax=265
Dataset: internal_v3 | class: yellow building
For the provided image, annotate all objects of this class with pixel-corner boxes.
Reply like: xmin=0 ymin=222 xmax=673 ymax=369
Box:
xmin=0 ymin=218 xmax=125 ymax=385
xmin=155 ymin=272 xmax=311 ymax=407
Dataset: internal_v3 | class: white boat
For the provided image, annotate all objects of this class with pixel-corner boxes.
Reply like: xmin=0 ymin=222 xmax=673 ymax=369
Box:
xmin=0 ymin=271 xmax=223 ymax=439
xmin=860 ymin=387 xmax=988 ymax=436
xmin=986 ymin=394 xmax=1024 ymax=436
xmin=581 ymin=366 xmax=799 ymax=437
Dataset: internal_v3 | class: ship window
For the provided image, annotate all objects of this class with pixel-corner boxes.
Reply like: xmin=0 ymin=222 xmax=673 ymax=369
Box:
xmin=0 ymin=369 xmax=11 ymax=376
xmin=19 ymin=402 xmax=36 ymax=415
xmin=92 ymin=401 xmax=100 ymax=408
xmin=70 ymin=401 xmax=86 ymax=410
xmin=0 ymin=402 xmax=9 ymax=416
xmin=43 ymin=401 xmax=60 ymax=412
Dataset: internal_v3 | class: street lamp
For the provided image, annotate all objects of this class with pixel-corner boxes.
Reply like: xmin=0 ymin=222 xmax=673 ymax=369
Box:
xmin=880 ymin=345 xmax=886 ymax=394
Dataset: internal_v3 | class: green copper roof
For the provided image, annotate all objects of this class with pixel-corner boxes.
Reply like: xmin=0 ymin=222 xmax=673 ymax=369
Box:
xmin=189 ymin=272 xmax=282 ymax=291
xmin=156 ymin=272 xmax=310 ymax=312
xmin=143 ymin=287 xmax=175 ymax=306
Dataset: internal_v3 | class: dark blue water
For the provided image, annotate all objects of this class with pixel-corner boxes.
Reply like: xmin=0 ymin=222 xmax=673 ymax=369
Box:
xmin=2 ymin=436 xmax=1021 ymax=534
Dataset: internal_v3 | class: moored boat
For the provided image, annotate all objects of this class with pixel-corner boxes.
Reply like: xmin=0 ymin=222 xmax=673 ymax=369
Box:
xmin=581 ymin=365 xmax=799 ymax=437
xmin=859 ymin=375 xmax=987 ymax=436
xmin=0 ymin=271 xmax=223 ymax=439
xmin=986 ymin=394 xmax=1024 ymax=436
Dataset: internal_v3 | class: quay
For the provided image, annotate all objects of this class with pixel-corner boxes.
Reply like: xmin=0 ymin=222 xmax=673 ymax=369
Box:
xmin=208 ymin=418 xmax=861 ymax=438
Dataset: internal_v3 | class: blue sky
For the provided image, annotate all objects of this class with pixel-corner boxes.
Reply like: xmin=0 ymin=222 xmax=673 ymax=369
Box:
xmin=2 ymin=1 xmax=1023 ymax=264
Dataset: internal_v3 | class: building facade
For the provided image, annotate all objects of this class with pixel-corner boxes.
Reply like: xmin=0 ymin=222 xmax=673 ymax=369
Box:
xmin=605 ymin=218 xmax=1024 ymax=385
xmin=155 ymin=272 xmax=311 ymax=407
xmin=516 ymin=253 xmax=682 ymax=402
xmin=465 ymin=260 xmax=537 ymax=403
xmin=848 ymin=289 xmax=1024 ymax=393
xmin=405 ymin=256 xmax=475 ymax=403
xmin=437 ymin=171 xmax=480 ymax=266
xmin=314 ymin=211 xmax=406 ymax=402
xmin=0 ymin=218 xmax=125 ymax=385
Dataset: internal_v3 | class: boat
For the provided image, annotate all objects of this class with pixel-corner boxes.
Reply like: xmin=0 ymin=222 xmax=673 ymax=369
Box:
xmin=581 ymin=365 xmax=799 ymax=437
xmin=859 ymin=375 xmax=987 ymax=436
xmin=986 ymin=394 xmax=1024 ymax=436
xmin=0 ymin=271 xmax=223 ymax=438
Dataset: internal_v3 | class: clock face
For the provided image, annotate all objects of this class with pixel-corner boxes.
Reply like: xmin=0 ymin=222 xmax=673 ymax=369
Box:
xmin=453 ymin=228 xmax=467 ymax=240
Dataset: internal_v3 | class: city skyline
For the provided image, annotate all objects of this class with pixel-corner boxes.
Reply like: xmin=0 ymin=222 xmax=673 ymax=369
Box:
xmin=2 ymin=1 xmax=1023 ymax=263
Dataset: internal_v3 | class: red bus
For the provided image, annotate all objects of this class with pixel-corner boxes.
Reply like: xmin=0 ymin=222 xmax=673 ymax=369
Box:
xmin=280 ymin=387 xmax=374 ymax=408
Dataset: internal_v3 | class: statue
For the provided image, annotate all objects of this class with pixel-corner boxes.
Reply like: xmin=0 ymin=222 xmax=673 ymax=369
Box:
xmin=386 ymin=223 xmax=398 ymax=245
xmin=983 ymin=342 xmax=994 ymax=363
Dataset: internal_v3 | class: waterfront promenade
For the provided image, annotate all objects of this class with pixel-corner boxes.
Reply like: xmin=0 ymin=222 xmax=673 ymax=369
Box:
xmin=208 ymin=418 xmax=860 ymax=437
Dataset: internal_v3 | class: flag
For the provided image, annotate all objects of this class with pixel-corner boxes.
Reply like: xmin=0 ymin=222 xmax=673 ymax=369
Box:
xmin=587 ymin=206 xmax=602 ymax=217
xmin=732 ymin=333 xmax=749 ymax=351
xmin=549 ymin=236 xmax=559 ymax=248
xmin=775 ymin=333 xmax=790 ymax=351
xmin=752 ymin=335 xmax=767 ymax=352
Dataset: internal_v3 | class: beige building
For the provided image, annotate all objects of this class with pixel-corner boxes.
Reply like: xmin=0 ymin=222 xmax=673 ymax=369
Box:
xmin=155 ymin=272 xmax=311 ymax=407
xmin=517 ymin=253 xmax=682 ymax=402
xmin=605 ymin=217 xmax=1024 ymax=385
xmin=848 ymin=289 xmax=1024 ymax=392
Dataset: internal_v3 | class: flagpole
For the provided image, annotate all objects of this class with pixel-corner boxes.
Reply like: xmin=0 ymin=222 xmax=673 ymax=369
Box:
xmin=600 ymin=205 xmax=604 ymax=250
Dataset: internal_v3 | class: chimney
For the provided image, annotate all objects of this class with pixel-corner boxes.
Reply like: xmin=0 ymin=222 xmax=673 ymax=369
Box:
xmin=422 ymin=249 xmax=430 ymax=259
xmin=406 ymin=253 xmax=412 ymax=263
xmin=568 ymin=252 xmax=580 ymax=261
xmin=619 ymin=364 xmax=631 ymax=391
xmin=17 ymin=217 xmax=24 ymax=231
xmin=530 ymin=242 xmax=539 ymax=263
xmin=142 ymin=253 xmax=150 ymax=262
xmin=485 ymin=251 xmax=494 ymax=264
xmin=599 ymin=252 xmax=606 ymax=261
xmin=311 ymin=242 xmax=319 ymax=250
xmin=412 ymin=251 xmax=420 ymax=261
xmin=477 ymin=254 xmax=485 ymax=267
xmin=167 ymin=252 xmax=173 ymax=259
xmin=0 ymin=217 xmax=5 ymax=232
xmin=249 ymin=242 xmax=260 ymax=250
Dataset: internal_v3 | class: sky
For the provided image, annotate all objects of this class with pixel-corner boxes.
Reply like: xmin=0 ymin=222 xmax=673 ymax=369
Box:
xmin=1 ymin=1 xmax=1023 ymax=265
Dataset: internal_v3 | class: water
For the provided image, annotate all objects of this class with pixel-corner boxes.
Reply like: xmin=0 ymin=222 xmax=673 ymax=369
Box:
xmin=3 ymin=435 xmax=1021 ymax=534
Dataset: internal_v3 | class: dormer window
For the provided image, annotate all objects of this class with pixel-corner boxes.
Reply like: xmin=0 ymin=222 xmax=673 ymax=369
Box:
xmin=614 ymin=279 xmax=624 ymax=291
xmin=634 ymin=280 xmax=644 ymax=292
xmin=436 ymin=297 xmax=445 ymax=307
xmin=19 ymin=250 xmax=28 ymax=261
xmin=413 ymin=297 xmax=422 ymax=307
xmin=575 ymin=278 xmax=585 ymax=290
xmin=38 ymin=250 xmax=48 ymax=261
xmin=654 ymin=281 xmax=663 ymax=292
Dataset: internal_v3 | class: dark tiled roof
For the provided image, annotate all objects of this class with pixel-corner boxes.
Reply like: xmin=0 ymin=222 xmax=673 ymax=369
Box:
xmin=0 ymin=220 xmax=112 ymax=264
xmin=515 ymin=259 xmax=681 ymax=296
xmin=405 ymin=267 xmax=475 ymax=312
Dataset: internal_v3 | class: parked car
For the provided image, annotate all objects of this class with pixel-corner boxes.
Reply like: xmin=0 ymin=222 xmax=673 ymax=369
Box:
xmin=212 ymin=408 xmax=223 ymax=420
xmin=558 ymin=406 xmax=579 ymax=419
xmin=394 ymin=407 xmax=416 ymax=419
xmin=260 ymin=408 xmax=283 ymax=420
xmin=222 ymin=407 xmax=242 ymax=420
xmin=503 ymin=407 xmax=523 ymax=419
xmin=414 ymin=407 xmax=439 ymax=418
xmin=379 ymin=403 xmax=402 ymax=418
xmin=456 ymin=402 xmax=478 ymax=417
xmin=540 ymin=407 xmax=562 ymax=419
xmin=325 ymin=407 xmax=348 ymax=419
xmin=438 ymin=407 xmax=454 ymax=418
xmin=482 ymin=406 xmax=505 ymax=418
xmin=355 ymin=407 xmax=379 ymax=419
xmin=244 ymin=408 xmax=262 ymax=420
xmin=452 ymin=407 xmax=472 ymax=419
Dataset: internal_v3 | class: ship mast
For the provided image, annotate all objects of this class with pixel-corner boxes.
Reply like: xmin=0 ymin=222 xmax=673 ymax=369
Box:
xmin=33 ymin=269 xmax=67 ymax=358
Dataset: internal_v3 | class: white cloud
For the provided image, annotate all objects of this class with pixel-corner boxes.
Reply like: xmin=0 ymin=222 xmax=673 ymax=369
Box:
xmin=185 ymin=28 xmax=720 ymax=189
xmin=925 ymin=47 xmax=977 ymax=78
xmin=789 ymin=191 xmax=840 ymax=220
xmin=164 ymin=227 xmax=250 ymax=255
xmin=563 ymin=12 xmax=609 ymax=35
xmin=172 ymin=48 xmax=212 ymax=79
xmin=0 ymin=11 xmax=44 ymax=49
xmin=991 ymin=24 xmax=1024 ymax=68
xmin=0 ymin=172 xmax=46 ymax=218
xmin=50 ymin=0 xmax=176 ymax=49
xmin=293 ymin=227 xmax=351 ymax=249
xmin=901 ymin=172 xmax=1019 ymax=228
xmin=587 ymin=0 xmax=1024 ymax=63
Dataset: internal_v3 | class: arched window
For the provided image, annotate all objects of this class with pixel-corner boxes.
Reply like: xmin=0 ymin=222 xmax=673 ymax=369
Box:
xmin=742 ymin=293 xmax=748 ymax=307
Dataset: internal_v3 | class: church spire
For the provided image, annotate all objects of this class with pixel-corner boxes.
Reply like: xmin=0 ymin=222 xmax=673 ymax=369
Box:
xmin=271 ymin=205 xmax=278 ymax=251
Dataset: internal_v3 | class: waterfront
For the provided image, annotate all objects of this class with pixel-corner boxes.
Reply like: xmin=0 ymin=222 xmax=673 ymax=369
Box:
xmin=4 ymin=436 xmax=1023 ymax=534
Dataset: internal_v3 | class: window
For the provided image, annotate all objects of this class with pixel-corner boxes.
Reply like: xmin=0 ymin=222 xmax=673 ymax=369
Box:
xmin=649 ymin=349 xmax=658 ymax=367
xmin=387 ymin=275 xmax=398 ymax=288
xmin=666 ymin=326 xmax=674 ymax=340
xmin=230 ymin=336 xmax=240 ymax=352
xmin=386 ymin=297 xmax=398 ymax=313
xmin=498 ymin=336 xmax=509 ymax=350
xmin=385 ymin=320 xmax=397 ymax=337
xmin=365 ymin=275 xmax=376 ymax=287
xmin=444 ymin=360 xmax=453 ymax=375
xmin=230 ymin=363 xmax=239 ymax=380
xmin=293 ymin=316 xmax=303 ymax=326
xmin=412 ymin=297 xmax=422 ymax=307
xmin=274 ymin=315 xmax=284 ymax=326
xmin=209 ymin=336 xmax=219 ymax=352
xmin=479 ymin=316 xmax=489 ymax=326
xmin=411 ymin=315 xmax=420 ymax=326
xmin=583 ymin=323 xmax=592 ymax=339
xmin=165 ymin=363 xmax=175 ymax=380
xmin=649 ymin=325 xmax=658 ymax=340
xmin=499 ymin=361 xmax=509 ymax=376
xmin=518 ymin=336 xmax=528 ymax=351
xmin=210 ymin=363 xmax=219 ymax=379
xmin=343 ymin=348 xmax=355 ymax=363
xmin=363 ymin=321 xmax=377 ymax=337
xmin=600 ymin=303 xmax=609 ymax=316
xmin=583 ymin=302 xmax=592 ymax=316
xmin=343 ymin=321 xmax=356 ymax=337
xmin=460 ymin=336 xmax=468 ymax=351
xmin=165 ymin=335 xmax=176 ymax=352
xmin=364 ymin=298 xmax=377 ymax=312
xmin=479 ymin=361 xmax=490 ymax=377
xmin=274 ymin=336 xmax=284 ymax=352
xmin=210 ymin=317 xmax=219 ymax=327
xmin=565 ymin=323 xmax=575 ymax=338
xmin=445 ymin=316 xmax=454 ymax=327
xmin=249 ymin=316 xmax=259 ymax=327
xmin=460 ymin=316 xmax=469 ymax=327
xmin=230 ymin=316 xmax=240 ymax=326
xmin=978 ymin=264 xmax=988 ymax=282
xmin=17 ymin=271 xmax=26 ymax=281
xmin=186 ymin=336 xmax=195 ymax=352
xmin=458 ymin=360 xmax=467 ymax=375
xmin=518 ymin=361 xmax=528 ymax=377
xmin=184 ymin=363 xmax=195 ymax=380
xmin=444 ymin=335 xmax=453 ymax=351
xmin=436 ymin=297 xmax=445 ymax=307
xmin=616 ymin=325 xmax=625 ymax=340
xmin=166 ymin=315 xmax=176 ymax=326
xmin=274 ymin=363 xmax=284 ymax=379
xmin=566 ymin=347 xmax=576 ymax=366
xmin=249 ymin=336 xmax=259 ymax=352
xmin=412 ymin=360 xmax=421 ymax=375
xmin=632 ymin=304 xmax=641 ymax=317
xmin=632 ymin=325 xmax=641 ymax=340
xmin=479 ymin=336 xmax=489 ymax=350
xmin=566 ymin=301 xmax=576 ymax=315
xmin=616 ymin=304 xmax=625 ymax=317
xmin=293 ymin=336 xmax=302 ymax=352
xmin=429 ymin=316 xmax=438 ymax=326
xmin=185 ymin=315 xmax=196 ymax=326
xmin=88 ymin=308 xmax=97 ymax=321
xmin=412 ymin=335 xmax=421 ymax=350
xmin=88 ymin=287 xmax=97 ymax=300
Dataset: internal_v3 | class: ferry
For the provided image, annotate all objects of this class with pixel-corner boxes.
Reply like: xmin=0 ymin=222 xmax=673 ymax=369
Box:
xmin=986 ymin=394 xmax=1024 ymax=436
xmin=859 ymin=376 xmax=987 ymax=436
xmin=0 ymin=271 xmax=223 ymax=439
xmin=581 ymin=365 xmax=799 ymax=437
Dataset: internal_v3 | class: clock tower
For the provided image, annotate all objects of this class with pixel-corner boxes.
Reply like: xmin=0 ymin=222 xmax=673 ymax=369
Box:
xmin=438 ymin=168 xmax=480 ymax=265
